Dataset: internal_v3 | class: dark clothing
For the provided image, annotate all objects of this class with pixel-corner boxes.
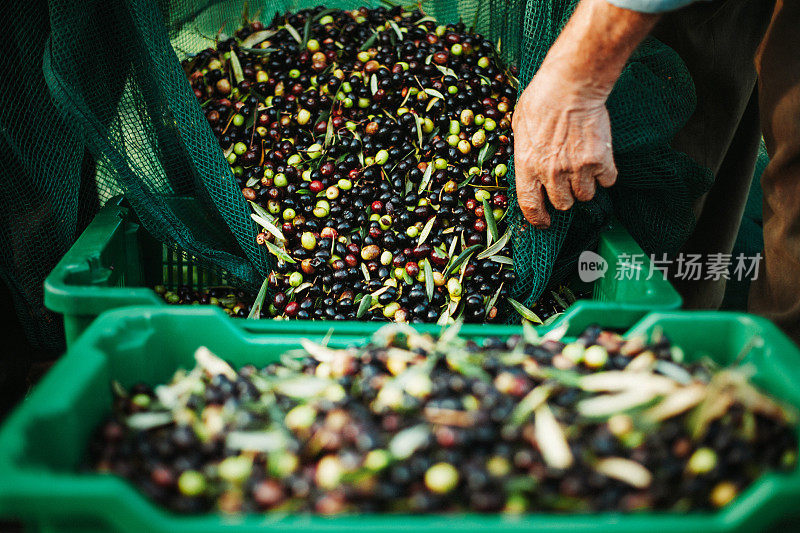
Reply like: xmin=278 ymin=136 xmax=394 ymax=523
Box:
xmin=650 ymin=0 xmax=800 ymax=342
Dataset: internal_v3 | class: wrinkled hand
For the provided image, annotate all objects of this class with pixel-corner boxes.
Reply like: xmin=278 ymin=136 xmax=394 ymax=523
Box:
xmin=512 ymin=64 xmax=617 ymax=228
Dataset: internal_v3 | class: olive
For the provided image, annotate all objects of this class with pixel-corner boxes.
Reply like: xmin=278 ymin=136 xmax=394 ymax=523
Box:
xmin=184 ymin=8 xmax=518 ymax=324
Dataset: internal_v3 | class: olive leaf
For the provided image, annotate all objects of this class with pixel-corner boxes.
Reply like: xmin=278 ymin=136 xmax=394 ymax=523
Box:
xmin=542 ymin=321 xmax=570 ymax=342
xmin=246 ymin=105 xmax=259 ymax=130
xmin=226 ymin=430 xmax=288 ymax=453
xmin=511 ymin=383 xmax=553 ymax=425
xmin=484 ymin=282 xmax=503 ymax=316
xmin=250 ymin=213 xmax=286 ymax=241
xmin=360 ymin=31 xmax=379 ymax=51
xmin=551 ymin=290 xmax=569 ymax=311
xmin=425 ymin=97 xmax=439 ymax=113
xmin=194 ymin=346 xmax=237 ymax=379
xmin=300 ymin=14 xmax=313 ymax=50
xmin=283 ymin=22 xmax=302 ymax=44
xmin=478 ymin=142 xmax=497 ymax=167
xmin=368 ymin=73 xmax=378 ymax=96
xmin=293 ymin=282 xmax=313 ymax=294
xmin=446 ymin=350 xmax=491 ymax=381
xmin=239 ymin=46 xmax=279 ymax=56
xmin=490 ymin=255 xmax=513 ymax=265
xmin=542 ymin=313 xmax=563 ymax=326
xmin=247 ymin=277 xmax=270 ymax=319
xmin=415 ymin=15 xmax=437 ymax=25
xmin=454 ymin=172 xmax=474 ymax=189
xmin=594 ymin=458 xmax=652 ymax=489
xmin=561 ymin=286 xmax=578 ymax=305
xmin=579 ymin=372 xmax=676 ymax=394
xmin=404 ymin=174 xmax=413 ymax=194
xmin=540 ymin=367 xmax=583 ymax=388
xmin=435 ymin=65 xmax=458 ymax=79
xmin=313 ymin=8 xmax=338 ymax=23
xmin=424 ymin=260 xmax=434 ymax=302
xmin=248 ymin=200 xmax=277 ymax=223
xmin=534 ymin=403 xmax=573 ymax=469
xmin=387 ymin=20 xmax=404 ymax=41
xmin=370 ymin=285 xmax=390 ymax=299
xmin=418 ymin=216 xmax=436 ymax=246
xmin=126 ymin=412 xmax=174 ymax=430
xmin=654 ymin=360 xmax=694 ymax=385
xmin=388 ymin=424 xmax=429 ymax=460
xmin=361 ymin=263 xmax=371 ymax=281
xmin=275 ymin=376 xmax=336 ymax=398
xmin=437 ymin=300 xmax=454 ymax=326
xmin=352 ymin=131 xmax=365 ymax=166
xmin=240 ymin=29 xmax=278 ymax=49
xmin=482 ymin=198 xmax=499 ymax=243
xmin=418 ymin=162 xmax=434 ymax=193
xmin=112 ymin=380 xmax=128 ymax=398
xmin=644 ymin=383 xmax=707 ymax=422
xmin=265 ymin=241 xmax=296 ymax=263
xmin=445 ymin=244 xmax=482 ymax=276
xmin=577 ymin=389 xmax=659 ymax=418
xmin=522 ymin=320 xmax=540 ymax=344
xmin=323 ymin=118 xmax=334 ymax=148
xmin=447 ymin=235 xmax=459 ymax=259
xmin=357 ymin=294 xmax=372 ymax=318
xmin=476 ymin=230 xmax=509 ymax=259
xmin=423 ymin=88 xmax=445 ymax=100
xmin=414 ymin=114 xmax=424 ymax=147
xmin=507 ymin=298 xmax=542 ymax=324
xmin=229 ymin=50 xmax=244 ymax=85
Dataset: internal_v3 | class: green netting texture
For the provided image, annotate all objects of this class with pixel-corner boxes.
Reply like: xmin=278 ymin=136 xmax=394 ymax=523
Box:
xmin=509 ymin=1 xmax=714 ymax=309
xmin=0 ymin=0 xmax=109 ymax=354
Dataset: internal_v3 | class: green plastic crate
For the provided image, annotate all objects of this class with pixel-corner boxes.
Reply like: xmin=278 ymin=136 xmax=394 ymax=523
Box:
xmin=1 ymin=305 xmax=799 ymax=532
xmin=45 ymin=196 xmax=681 ymax=347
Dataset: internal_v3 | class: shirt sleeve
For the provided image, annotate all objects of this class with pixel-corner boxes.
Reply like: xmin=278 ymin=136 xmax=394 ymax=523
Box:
xmin=605 ymin=0 xmax=702 ymax=13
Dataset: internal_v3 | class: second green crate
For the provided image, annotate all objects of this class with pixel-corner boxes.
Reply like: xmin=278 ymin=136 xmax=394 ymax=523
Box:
xmin=45 ymin=196 xmax=681 ymax=346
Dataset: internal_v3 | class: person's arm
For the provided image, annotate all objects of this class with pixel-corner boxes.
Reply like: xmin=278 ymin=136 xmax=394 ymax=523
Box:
xmin=512 ymin=0 xmax=660 ymax=227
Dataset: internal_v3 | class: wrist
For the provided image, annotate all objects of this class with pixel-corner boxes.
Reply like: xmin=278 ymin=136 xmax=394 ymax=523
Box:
xmin=538 ymin=55 xmax=616 ymax=104
xmin=535 ymin=0 xmax=661 ymax=102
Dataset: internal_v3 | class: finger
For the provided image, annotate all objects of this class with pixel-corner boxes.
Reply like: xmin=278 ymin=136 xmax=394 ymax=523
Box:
xmin=570 ymin=166 xmax=597 ymax=202
xmin=543 ymin=171 xmax=575 ymax=211
xmin=517 ymin=179 xmax=551 ymax=228
xmin=596 ymin=149 xmax=618 ymax=188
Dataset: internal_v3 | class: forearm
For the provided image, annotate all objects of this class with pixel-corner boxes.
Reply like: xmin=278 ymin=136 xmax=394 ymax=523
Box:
xmin=540 ymin=0 xmax=661 ymax=100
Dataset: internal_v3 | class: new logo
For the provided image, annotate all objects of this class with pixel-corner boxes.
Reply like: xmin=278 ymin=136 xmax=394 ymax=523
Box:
xmin=578 ymin=251 xmax=608 ymax=283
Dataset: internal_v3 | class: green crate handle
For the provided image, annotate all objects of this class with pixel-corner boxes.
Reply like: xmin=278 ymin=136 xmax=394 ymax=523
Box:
xmin=1 ymin=305 xmax=799 ymax=532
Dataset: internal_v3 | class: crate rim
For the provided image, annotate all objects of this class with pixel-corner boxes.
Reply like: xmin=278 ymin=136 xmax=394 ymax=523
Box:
xmin=0 ymin=305 xmax=798 ymax=533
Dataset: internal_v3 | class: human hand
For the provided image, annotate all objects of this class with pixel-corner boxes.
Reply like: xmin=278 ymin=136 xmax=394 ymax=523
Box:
xmin=512 ymin=63 xmax=617 ymax=228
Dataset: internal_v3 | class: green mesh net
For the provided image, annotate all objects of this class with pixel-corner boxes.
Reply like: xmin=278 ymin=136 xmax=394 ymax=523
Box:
xmin=509 ymin=1 xmax=713 ymax=309
xmin=1 ymin=0 xmax=102 ymax=354
xmin=3 ymin=0 xmax=710 ymax=351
